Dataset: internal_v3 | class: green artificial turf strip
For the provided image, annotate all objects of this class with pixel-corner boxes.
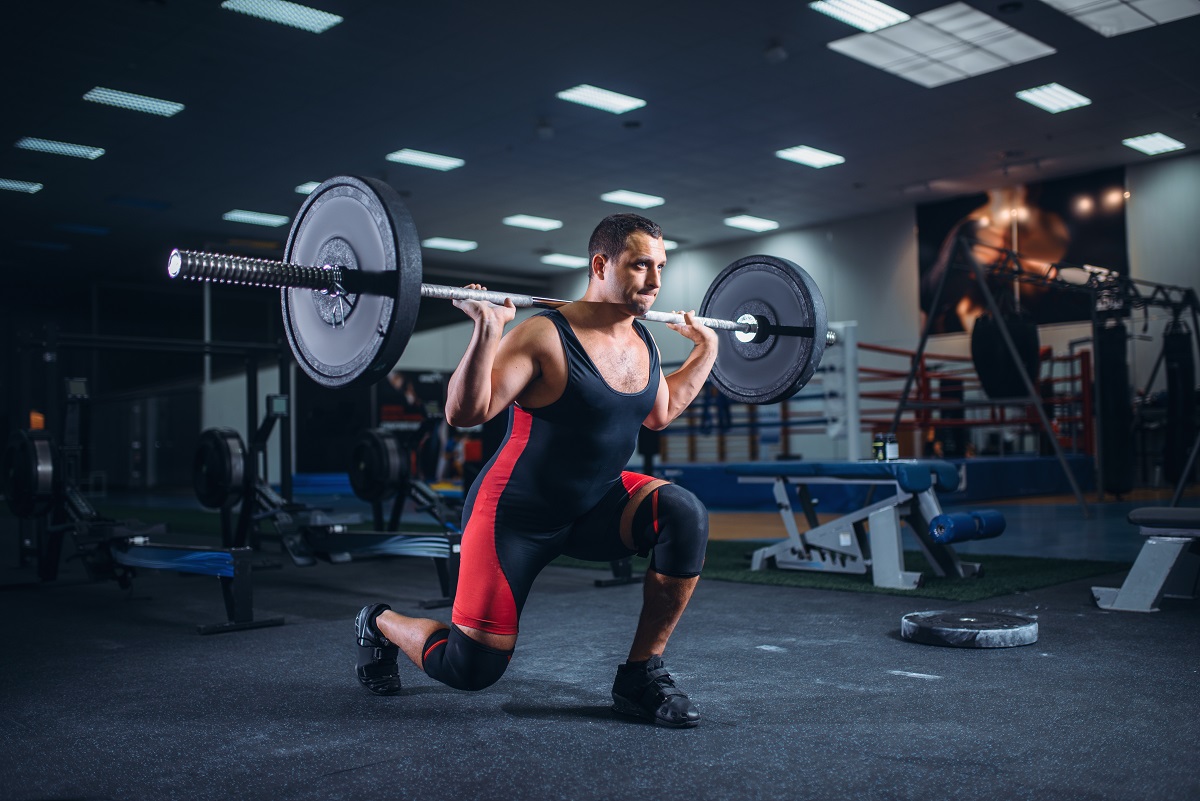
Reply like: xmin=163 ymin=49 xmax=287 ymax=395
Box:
xmin=556 ymin=539 xmax=1130 ymax=601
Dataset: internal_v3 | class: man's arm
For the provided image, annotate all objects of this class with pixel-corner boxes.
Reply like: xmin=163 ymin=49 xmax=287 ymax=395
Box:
xmin=643 ymin=311 xmax=719 ymax=430
xmin=444 ymin=293 xmax=539 ymax=428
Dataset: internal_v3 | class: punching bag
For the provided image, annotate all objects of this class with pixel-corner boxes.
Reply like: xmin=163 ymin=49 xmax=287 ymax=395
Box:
xmin=1096 ymin=321 xmax=1134 ymax=495
xmin=971 ymin=313 xmax=1041 ymax=399
xmin=1163 ymin=323 xmax=1196 ymax=483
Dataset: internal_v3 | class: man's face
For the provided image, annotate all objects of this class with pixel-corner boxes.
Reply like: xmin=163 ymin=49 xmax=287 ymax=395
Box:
xmin=608 ymin=232 xmax=666 ymax=316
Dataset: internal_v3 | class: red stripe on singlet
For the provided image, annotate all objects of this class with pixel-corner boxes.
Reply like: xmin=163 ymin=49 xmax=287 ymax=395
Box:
xmin=450 ymin=408 xmax=531 ymax=635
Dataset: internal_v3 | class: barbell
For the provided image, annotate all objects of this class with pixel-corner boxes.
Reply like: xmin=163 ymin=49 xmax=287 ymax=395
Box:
xmin=167 ymin=175 xmax=832 ymax=404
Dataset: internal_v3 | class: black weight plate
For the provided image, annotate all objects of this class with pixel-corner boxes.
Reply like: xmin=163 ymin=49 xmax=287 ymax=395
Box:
xmin=193 ymin=428 xmax=245 ymax=510
xmin=282 ymin=176 xmax=423 ymax=388
xmin=348 ymin=428 xmax=409 ymax=502
xmin=900 ymin=611 xmax=1038 ymax=649
xmin=699 ymin=255 xmax=828 ymax=404
xmin=3 ymin=429 xmax=57 ymax=518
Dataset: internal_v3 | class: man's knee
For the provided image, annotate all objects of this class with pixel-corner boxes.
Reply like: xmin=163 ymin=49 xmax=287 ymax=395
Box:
xmin=633 ymin=483 xmax=708 ymax=578
xmin=422 ymin=625 xmax=512 ymax=691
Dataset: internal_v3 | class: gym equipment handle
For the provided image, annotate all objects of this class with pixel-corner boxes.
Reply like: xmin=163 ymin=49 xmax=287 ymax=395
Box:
xmin=169 ymin=249 xmax=837 ymax=343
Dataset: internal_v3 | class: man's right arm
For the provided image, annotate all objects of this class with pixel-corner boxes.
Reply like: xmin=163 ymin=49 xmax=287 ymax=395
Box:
xmin=444 ymin=298 xmax=539 ymax=427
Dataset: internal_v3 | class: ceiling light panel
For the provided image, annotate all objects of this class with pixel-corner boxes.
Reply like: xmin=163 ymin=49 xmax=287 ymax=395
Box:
xmin=0 ymin=178 xmax=43 ymax=193
xmin=422 ymin=237 xmax=478 ymax=252
xmin=663 ymin=240 xmax=678 ymax=250
xmin=83 ymin=87 xmax=184 ymax=116
xmin=223 ymin=210 xmax=290 ymax=227
xmin=809 ymin=0 xmax=911 ymax=32
xmin=220 ymin=0 xmax=343 ymax=33
xmin=827 ymin=3 xmax=1055 ymax=88
xmin=385 ymin=148 xmax=465 ymax=171
xmin=601 ymin=190 xmax=665 ymax=208
xmin=1037 ymin=0 xmax=1200 ymax=37
xmin=541 ymin=253 xmax=590 ymax=268
xmin=503 ymin=214 xmax=563 ymax=231
xmin=724 ymin=215 xmax=780 ymax=232
xmin=556 ymin=84 xmax=646 ymax=114
xmin=295 ymin=181 xmax=320 ymax=194
xmin=15 ymin=137 xmax=105 ymax=159
xmin=1016 ymin=82 xmax=1092 ymax=112
xmin=1122 ymin=132 xmax=1186 ymax=154
xmin=776 ymin=145 xmax=846 ymax=168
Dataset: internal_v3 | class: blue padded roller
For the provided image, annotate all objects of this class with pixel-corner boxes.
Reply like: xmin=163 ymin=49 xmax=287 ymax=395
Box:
xmin=929 ymin=509 xmax=1006 ymax=544
xmin=111 ymin=545 xmax=235 ymax=577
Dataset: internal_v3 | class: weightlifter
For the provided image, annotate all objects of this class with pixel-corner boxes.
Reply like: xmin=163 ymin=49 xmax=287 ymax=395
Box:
xmin=354 ymin=213 xmax=718 ymax=727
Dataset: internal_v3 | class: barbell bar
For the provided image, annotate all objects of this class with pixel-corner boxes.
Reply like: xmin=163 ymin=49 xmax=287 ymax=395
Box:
xmin=164 ymin=175 xmax=831 ymax=403
xmin=167 ymin=248 xmax=827 ymax=343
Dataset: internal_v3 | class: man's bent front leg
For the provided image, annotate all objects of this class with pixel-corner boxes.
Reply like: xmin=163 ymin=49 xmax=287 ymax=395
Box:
xmin=628 ymin=571 xmax=699 ymax=662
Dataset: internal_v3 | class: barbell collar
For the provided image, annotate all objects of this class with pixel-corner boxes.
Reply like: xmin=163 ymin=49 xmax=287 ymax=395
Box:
xmin=168 ymin=248 xmax=837 ymax=344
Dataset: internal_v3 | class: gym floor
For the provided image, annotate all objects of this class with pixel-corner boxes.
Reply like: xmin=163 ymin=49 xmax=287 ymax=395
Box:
xmin=2 ymin=489 xmax=1198 ymax=801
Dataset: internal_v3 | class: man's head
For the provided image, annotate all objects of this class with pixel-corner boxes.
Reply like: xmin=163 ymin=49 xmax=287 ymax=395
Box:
xmin=588 ymin=213 xmax=663 ymax=270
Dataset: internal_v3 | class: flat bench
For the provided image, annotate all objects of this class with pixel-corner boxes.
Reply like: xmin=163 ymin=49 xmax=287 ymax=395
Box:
xmin=1092 ymin=507 xmax=1200 ymax=612
xmin=727 ymin=460 xmax=990 ymax=590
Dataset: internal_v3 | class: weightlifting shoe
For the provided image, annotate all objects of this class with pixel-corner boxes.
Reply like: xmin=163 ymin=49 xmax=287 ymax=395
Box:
xmin=611 ymin=655 xmax=700 ymax=728
xmin=355 ymin=603 xmax=402 ymax=695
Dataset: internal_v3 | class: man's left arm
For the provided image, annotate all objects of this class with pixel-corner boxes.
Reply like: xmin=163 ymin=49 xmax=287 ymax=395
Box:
xmin=644 ymin=311 xmax=718 ymax=430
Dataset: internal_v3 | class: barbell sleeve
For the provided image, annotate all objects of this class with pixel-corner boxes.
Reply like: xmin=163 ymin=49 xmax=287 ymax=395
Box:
xmin=168 ymin=249 xmax=837 ymax=344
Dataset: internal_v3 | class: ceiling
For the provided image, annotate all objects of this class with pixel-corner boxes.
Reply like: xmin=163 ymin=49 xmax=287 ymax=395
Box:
xmin=2 ymin=0 xmax=1197 ymax=304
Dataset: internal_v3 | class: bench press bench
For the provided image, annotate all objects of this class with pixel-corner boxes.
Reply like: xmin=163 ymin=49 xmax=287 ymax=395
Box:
xmin=726 ymin=460 xmax=995 ymax=590
xmin=1091 ymin=507 xmax=1200 ymax=612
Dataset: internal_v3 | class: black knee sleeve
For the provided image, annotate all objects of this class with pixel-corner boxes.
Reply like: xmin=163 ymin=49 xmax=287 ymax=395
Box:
xmin=631 ymin=483 xmax=708 ymax=578
xmin=421 ymin=625 xmax=512 ymax=692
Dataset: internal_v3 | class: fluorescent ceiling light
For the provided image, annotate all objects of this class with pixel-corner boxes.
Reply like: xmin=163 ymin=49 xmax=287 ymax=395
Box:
xmin=556 ymin=84 xmax=646 ymax=114
xmin=1122 ymin=132 xmax=1186 ymax=155
xmin=1036 ymin=0 xmax=1199 ymax=38
xmin=1016 ymin=82 xmax=1092 ymax=113
xmin=295 ymin=181 xmax=321 ymax=194
xmin=223 ymin=209 xmax=290 ymax=227
xmin=220 ymin=0 xmax=343 ymax=33
xmin=828 ymin=3 xmax=1055 ymax=88
xmin=0 ymin=178 xmax=43 ymax=193
xmin=601 ymin=190 xmax=665 ymax=209
xmin=15 ymin=137 xmax=104 ymax=159
xmin=503 ymin=214 xmax=563 ymax=231
xmin=422 ymin=237 xmax=478 ymax=252
xmin=663 ymin=240 xmax=678 ymax=250
xmin=809 ymin=0 xmax=910 ymax=31
xmin=385 ymin=148 xmax=465 ymax=171
xmin=724 ymin=215 xmax=780 ymax=232
xmin=776 ymin=145 xmax=846 ymax=168
xmin=541 ymin=253 xmax=590 ymax=268
xmin=83 ymin=87 xmax=184 ymax=117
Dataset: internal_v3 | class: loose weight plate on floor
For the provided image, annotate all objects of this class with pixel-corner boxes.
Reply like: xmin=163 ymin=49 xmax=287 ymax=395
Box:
xmin=900 ymin=611 xmax=1038 ymax=648
xmin=281 ymin=175 xmax=424 ymax=388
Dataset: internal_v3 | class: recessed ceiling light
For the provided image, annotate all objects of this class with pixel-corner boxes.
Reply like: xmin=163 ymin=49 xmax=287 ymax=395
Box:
xmin=1122 ymin=132 xmax=1186 ymax=155
xmin=541 ymin=253 xmax=590 ymax=268
xmin=827 ymin=2 xmax=1055 ymax=88
xmin=223 ymin=209 xmax=290 ymax=227
xmin=220 ymin=0 xmax=343 ymax=33
xmin=601 ymin=190 xmax=665 ymax=209
xmin=15 ymin=137 xmax=104 ymax=159
xmin=724 ymin=215 xmax=780 ymax=232
xmin=809 ymin=0 xmax=910 ymax=31
xmin=295 ymin=181 xmax=320 ymax=194
xmin=776 ymin=145 xmax=846 ymax=168
xmin=83 ymin=87 xmax=184 ymax=117
xmin=1036 ymin=0 xmax=1199 ymax=37
xmin=556 ymin=84 xmax=646 ymax=114
xmin=422 ymin=237 xmax=478 ymax=252
xmin=503 ymin=214 xmax=563 ymax=231
xmin=1016 ymin=82 xmax=1092 ymax=113
xmin=385 ymin=148 xmax=465 ymax=171
xmin=0 ymin=178 xmax=43 ymax=193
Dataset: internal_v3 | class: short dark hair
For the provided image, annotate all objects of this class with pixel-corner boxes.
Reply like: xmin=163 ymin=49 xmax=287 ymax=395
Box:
xmin=587 ymin=213 xmax=662 ymax=264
